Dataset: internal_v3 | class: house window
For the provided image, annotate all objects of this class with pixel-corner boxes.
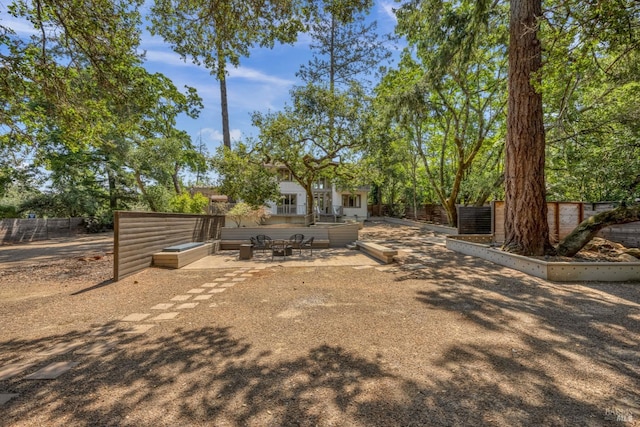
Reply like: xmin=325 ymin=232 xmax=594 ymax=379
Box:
xmin=312 ymin=178 xmax=328 ymax=190
xmin=278 ymin=169 xmax=292 ymax=181
xmin=342 ymin=194 xmax=361 ymax=208
xmin=278 ymin=194 xmax=297 ymax=214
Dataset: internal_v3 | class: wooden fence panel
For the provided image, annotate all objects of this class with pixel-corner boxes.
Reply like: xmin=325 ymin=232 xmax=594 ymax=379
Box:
xmin=493 ymin=201 xmax=584 ymax=244
xmin=0 ymin=217 xmax=85 ymax=244
xmin=493 ymin=201 xmax=506 ymax=243
xmin=114 ymin=212 xmax=224 ymax=281
xmin=598 ymin=223 xmax=640 ymax=248
xmin=558 ymin=203 xmax=582 ymax=241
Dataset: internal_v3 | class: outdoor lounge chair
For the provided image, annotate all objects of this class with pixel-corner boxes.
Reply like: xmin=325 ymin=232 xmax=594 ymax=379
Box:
xmin=289 ymin=233 xmax=305 ymax=254
xmin=300 ymin=236 xmax=314 ymax=256
xmin=252 ymin=234 xmax=272 ymax=253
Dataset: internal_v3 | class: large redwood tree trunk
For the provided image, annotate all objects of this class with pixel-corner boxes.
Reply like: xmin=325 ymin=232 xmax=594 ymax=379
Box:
xmin=503 ymin=0 xmax=553 ymax=256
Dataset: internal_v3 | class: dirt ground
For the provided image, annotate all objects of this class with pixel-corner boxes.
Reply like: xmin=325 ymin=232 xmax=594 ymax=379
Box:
xmin=0 ymin=222 xmax=639 ymax=426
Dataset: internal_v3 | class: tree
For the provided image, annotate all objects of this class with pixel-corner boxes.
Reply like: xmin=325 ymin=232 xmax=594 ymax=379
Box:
xmin=253 ymin=83 xmax=371 ymax=216
xmin=298 ymin=0 xmax=389 ymax=93
xmin=210 ymin=143 xmax=281 ymax=208
xmin=557 ymin=204 xmax=640 ymax=257
xmin=503 ymin=0 xmax=640 ymax=255
xmin=502 ymin=0 xmax=552 ymax=255
xmin=1 ymin=0 xmax=145 ymax=151
xmin=252 ymin=0 xmax=387 ymax=217
xmin=381 ymin=0 xmax=508 ymax=226
xmin=149 ymin=0 xmax=306 ymax=148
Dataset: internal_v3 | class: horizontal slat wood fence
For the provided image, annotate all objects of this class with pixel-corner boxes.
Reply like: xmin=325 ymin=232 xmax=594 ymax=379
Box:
xmin=114 ymin=211 xmax=224 ymax=281
xmin=1 ymin=217 xmax=85 ymax=244
xmin=457 ymin=207 xmax=492 ymax=234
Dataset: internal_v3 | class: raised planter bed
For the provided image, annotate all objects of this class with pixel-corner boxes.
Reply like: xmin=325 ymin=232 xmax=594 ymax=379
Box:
xmin=446 ymin=236 xmax=640 ymax=282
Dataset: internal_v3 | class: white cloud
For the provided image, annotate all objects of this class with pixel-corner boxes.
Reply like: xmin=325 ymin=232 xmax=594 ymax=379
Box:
xmin=1 ymin=15 xmax=38 ymax=36
xmin=201 ymin=127 xmax=242 ymax=144
xmin=228 ymin=66 xmax=294 ymax=87
xmin=143 ymin=49 xmax=199 ymax=68
xmin=379 ymin=1 xmax=399 ymax=23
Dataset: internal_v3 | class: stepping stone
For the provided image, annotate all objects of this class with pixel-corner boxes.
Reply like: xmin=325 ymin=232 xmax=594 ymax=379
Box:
xmin=193 ymin=294 xmax=212 ymax=301
xmin=201 ymin=283 xmax=218 ymax=288
xmin=214 ymin=278 xmax=227 ymax=282
xmin=122 ymin=313 xmax=151 ymax=322
xmin=240 ymin=274 xmax=253 ymax=277
xmin=171 ymin=295 xmax=191 ymax=301
xmin=76 ymin=342 xmax=115 ymax=355
xmin=176 ymin=303 xmax=198 ymax=309
xmin=151 ymin=303 xmax=175 ymax=310
xmin=209 ymin=303 xmax=219 ymax=308
xmin=209 ymin=288 xmax=226 ymax=294
xmin=249 ymin=270 xmax=262 ymax=273
xmin=353 ymin=265 xmax=374 ymax=270
xmin=0 ymin=394 xmax=19 ymax=405
xmin=375 ymin=266 xmax=394 ymax=272
xmin=224 ymin=273 xmax=237 ymax=277
xmin=187 ymin=288 xmax=205 ymax=294
xmin=220 ymin=283 xmax=236 ymax=288
xmin=151 ymin=312 xmax=179 ymax=320
xmin=25 ymin=362 xmax=79 ymax=380
xmin=0 ymin=362 xmax=36 ymax=381
xmin=36 ymin=341 xmax=83 ymax=356
xmin=125 ymin=324 xmax=155 ymax=334
xmin=232 ymin=278 xmax=246 ymax=282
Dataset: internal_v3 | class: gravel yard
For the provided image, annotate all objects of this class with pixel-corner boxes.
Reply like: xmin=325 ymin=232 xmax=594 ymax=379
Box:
xmin=0 ymin=222 xmax=639 ymax=426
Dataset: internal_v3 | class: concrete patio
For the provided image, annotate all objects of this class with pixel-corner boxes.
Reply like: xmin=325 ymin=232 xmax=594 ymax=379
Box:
xmin=184 ymin=247 xmax=382 ymax=269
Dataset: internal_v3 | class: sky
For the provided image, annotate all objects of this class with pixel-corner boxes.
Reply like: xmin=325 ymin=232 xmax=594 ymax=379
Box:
xmin=138 ymin=1 xmax=401 ymax=159
xmin=1 ymin=0 xmax=401 ymax=181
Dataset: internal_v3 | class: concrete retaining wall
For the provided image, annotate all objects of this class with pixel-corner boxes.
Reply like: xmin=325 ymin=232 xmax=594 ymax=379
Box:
xmin=446 ymin=237 xmax=640 ymax=282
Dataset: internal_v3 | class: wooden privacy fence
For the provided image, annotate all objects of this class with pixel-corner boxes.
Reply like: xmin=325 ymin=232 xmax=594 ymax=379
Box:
xmin=493 ymin=201 xmax=584 ymax=244
xmin=457 ymin=206 xmax=492 ymax=235
xmin=493 ymin=201 xmax=640 ymax=247
xmin=114 ymin=211 xmax=224 ymax=281
xmin=0 ymin=217 xmax=85 ymax=244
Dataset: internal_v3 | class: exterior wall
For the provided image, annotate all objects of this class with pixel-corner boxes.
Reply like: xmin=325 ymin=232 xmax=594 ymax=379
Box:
xmin=269 ymin=181 xmax=307 ymax=215
xmin=340 ymin=191 xmax=368 ymax=219
xmin=272 ymin=177 xmax=369 ymax=219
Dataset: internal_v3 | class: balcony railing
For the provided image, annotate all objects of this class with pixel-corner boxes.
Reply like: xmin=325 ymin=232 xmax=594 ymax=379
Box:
xmin=275 ymin=204 xmax=306 ymax=215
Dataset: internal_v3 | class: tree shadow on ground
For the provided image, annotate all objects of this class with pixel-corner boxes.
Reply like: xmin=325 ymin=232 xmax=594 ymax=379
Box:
xmin=2 ymin=312 xmax=636 ymax=425
xmin=406 ymin=248 xmax=640 ymax=425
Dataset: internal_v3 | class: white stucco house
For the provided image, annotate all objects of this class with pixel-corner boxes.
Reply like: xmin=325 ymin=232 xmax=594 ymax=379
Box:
xmin=266 ymin=165 xmax=369 ymax=222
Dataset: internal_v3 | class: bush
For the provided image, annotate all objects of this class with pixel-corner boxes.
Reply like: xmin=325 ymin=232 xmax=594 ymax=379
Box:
xmin=169 ymin=192 xmax=209 ymax=214
xmin=0 ymin=204 xmax=20 ymax=219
